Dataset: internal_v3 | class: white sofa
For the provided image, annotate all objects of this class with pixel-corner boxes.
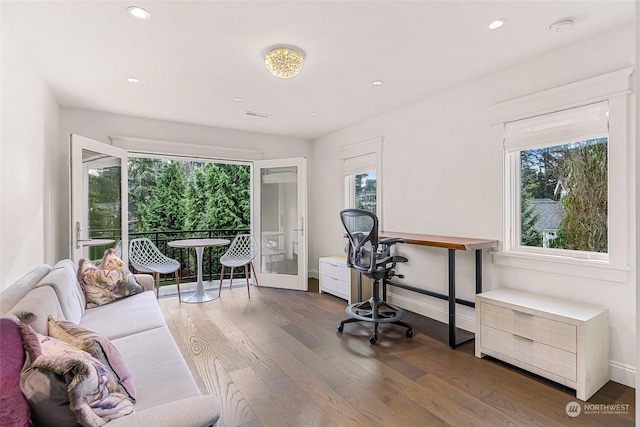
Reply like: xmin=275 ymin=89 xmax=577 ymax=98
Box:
xmin=0 ymin=259 xmax=220 ymax=427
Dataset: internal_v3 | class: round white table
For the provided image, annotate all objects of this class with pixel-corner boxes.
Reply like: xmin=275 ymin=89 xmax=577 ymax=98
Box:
xmin=168 ymin=238 xmax=230 ymax=303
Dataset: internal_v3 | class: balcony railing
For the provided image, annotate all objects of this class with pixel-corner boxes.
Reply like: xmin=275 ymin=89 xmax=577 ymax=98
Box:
xmin=90 ymin=228 xmax=250 ymax=285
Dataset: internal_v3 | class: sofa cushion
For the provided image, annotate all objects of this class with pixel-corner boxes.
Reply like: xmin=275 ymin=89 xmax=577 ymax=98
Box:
xmin=77 ymin=258 xmax=143 ymax=309
xmin=19 ymin=320 xmax=134 ymax=426
xmin=111 ymin=327 xmax=201 ymax=412
xmin=0 ymin=319 xmax=31 ymax=427
xmin=0 ymin=265 xmax=52 ymax=315
xmin=36 ymin=260 xmax=85 ymax=324
xmin=48 ymin=316 xmax=136 ymax=400
xmin=80 ymin=291 xmax=166 ymax=340
xmin=7 ymin=286 xmax=65 ymax=335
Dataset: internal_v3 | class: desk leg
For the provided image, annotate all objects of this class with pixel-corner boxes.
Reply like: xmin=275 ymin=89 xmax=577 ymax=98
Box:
xmin=448 ymin=249 xmax=456 ymax=348
xmin=476 ymin=249 xmax=483 ymax=294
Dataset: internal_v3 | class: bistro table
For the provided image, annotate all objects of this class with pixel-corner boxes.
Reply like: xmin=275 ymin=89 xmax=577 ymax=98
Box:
xmin=168 ymin=238 xmax=230 ymax=303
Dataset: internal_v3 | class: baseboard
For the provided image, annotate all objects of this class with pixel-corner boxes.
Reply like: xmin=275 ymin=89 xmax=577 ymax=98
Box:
xmin=308 ymin=269 xmax=319 ymax=280
xmin=387 ymin=291 xmax=475 ymax=333
xmin=609 ymin=360 xmax=636 ymax=388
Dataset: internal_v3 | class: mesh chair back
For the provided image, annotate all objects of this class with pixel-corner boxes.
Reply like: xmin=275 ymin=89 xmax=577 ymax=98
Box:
xmin=129 ymin=238 xmax=180 ymax=274
xmin=220 ymin=234 xmax=258 ymax=267
xmin=340 ymin=209 xmax=378 ymax=274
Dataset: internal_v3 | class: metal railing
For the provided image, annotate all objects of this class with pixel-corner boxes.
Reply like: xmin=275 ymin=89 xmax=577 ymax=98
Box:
xmin=90 ymin=228 xmax=250 ymax=285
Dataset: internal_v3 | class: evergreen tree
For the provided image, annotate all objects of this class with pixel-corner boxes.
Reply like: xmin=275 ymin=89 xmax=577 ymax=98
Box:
xmin=139 ymin=161 xmax=188 ymax=233
xmin=185 ymin=167 xmax=209 ymax=230
xmin=128 ymin=158 xmax=160 ymax=231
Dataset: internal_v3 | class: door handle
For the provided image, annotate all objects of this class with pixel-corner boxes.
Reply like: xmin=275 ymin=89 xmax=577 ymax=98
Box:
xmin=293 ymin=216 xmax=304 ymax=235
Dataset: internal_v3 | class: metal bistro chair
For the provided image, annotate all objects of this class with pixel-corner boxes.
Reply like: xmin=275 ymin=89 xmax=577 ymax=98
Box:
xmin=219 ymin=234 xmax=259 ymax=298
xmin=129 ymin=238 xmax=181 ymax=301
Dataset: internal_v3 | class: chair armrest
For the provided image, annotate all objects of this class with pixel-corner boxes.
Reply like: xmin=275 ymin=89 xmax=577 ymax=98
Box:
xmin=379 ymin=237 xmax=405 ymax=246
xmin=133 ymin=274 xmax=155 ymax=292
xmin=107 ymin=395 xmax=220 ymax=427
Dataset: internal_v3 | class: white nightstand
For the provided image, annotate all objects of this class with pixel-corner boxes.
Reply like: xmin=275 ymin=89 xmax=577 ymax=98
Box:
xmin=319 ymin=256 xmax=351 ymax=303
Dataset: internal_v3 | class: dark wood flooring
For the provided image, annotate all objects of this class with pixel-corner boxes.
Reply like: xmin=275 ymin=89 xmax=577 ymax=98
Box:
xmin=159 ymin=280 xmax=635 ymax=427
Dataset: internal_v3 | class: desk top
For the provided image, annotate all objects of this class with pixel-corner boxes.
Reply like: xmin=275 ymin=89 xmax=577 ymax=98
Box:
xmin=379 ymin=231 xmax=498 ymax=251
xmin=168 ymin=238 xmax=230 ymax=248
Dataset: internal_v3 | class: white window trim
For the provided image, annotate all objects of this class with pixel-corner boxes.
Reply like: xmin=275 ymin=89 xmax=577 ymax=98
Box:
xmin=339 ymin=137 xmax=383 ymax=228
xmin=491 ymin=67 xmax=634 ymax=282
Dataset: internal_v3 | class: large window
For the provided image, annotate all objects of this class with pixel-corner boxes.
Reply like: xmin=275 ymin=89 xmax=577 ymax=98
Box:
xmin=493 ymin=68 xmax=632 ymax=282
xmin=505 ymin=102 xmax=609 ymax=261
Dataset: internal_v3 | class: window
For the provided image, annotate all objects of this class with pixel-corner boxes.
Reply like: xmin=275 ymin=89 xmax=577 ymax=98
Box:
xmin=340 ymin=137 xmax=382 ymax=222
xmin=505 ymin=102 xmax=609 ymax=260
xmin=492 ymin=67 xmax=632 ymax=281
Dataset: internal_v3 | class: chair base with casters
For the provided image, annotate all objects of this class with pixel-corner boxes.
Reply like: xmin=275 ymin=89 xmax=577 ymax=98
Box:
xmin=337 ymin=278 xmax=413 ymax=345
xmin=219 ymin=262 xmax=259 ymax=298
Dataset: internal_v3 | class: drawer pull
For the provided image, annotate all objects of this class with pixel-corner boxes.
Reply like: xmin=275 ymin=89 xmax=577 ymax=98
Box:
xmin=513 ymin=310 xmax=533 ymax=317
xmin=513 ymin=334 xmax=533 ymax=342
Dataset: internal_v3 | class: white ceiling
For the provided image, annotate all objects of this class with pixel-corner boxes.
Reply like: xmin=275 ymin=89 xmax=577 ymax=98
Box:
xmin=3 ymin=1 xmax=635 ymax=140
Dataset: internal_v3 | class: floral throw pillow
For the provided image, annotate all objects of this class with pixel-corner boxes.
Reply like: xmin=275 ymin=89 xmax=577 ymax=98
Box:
xmin=18 ymin=314 xmax=134 ymax=426
xmin=77 ymin=253 xmax=143 ymax=309
xmin=47 ymin=316 xmax=136 ymax=401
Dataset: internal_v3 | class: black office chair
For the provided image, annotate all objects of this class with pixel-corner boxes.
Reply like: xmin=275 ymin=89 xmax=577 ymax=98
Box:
xmin=337 ymin=209 xmax=413 ymax=344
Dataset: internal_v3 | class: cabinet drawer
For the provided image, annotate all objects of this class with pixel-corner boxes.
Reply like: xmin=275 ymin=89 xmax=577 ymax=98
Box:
xmin=481 ymin=325 xmax=577 ymax=382
xmin=319 ymin=261 xmax=349 ymax=281
xmin=320 ymin=274 xmax=349 ymax=298
xmin=481 ymin=303 xmax=577 ymax=353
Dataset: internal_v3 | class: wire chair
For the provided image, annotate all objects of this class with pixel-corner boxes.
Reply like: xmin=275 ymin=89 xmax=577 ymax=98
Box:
xmin=129 ymin=238 xmax=181 ymax=300
xmin=219 ymin=234 xmax=259 ymax=298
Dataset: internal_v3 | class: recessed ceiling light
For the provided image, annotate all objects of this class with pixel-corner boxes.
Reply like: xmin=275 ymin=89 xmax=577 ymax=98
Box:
xmin=127 ymin=77 xmax=140 ymax=83
xmin=310 ymin=112 xmax=319 ymax=116
xmin=233 ymin=98 xmax=243 ymax=102
xmin=372 ymin=80 xmax=383 ymax=86
xmin=549 ymin=19 xmax=574 ymax=33
xmin=127 ymin=6 xmax=151 ymax=20
xmin=487 ymin=19 xmax=507 ymax=30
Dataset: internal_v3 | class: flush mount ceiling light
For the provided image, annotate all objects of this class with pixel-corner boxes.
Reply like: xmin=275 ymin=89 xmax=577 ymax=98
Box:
xmin=549 ymin=19 xmax=574 ymax=33
xmin=372 ymin=80 xmax=383 ymax=86
xmin=310 ymin=112 xmax=319 ymax=116
xmin=264 ymin=47 xmax=304 ymax=79
xmin=487 ymin=19 xmax=507 ymax=30
xmin=233 ymin=97 xmax=243 ymax=102
xmin=127 ymin=77 xmax=140 ymax=83
xmin=127 ymin=6 xmax=150 ymax=19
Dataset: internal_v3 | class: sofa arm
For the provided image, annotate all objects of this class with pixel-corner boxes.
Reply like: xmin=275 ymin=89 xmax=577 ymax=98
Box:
xmin=108 ymin=395 xmax=220 ymax=427
xmin=133 ymin=274 xmax=155 ymax=292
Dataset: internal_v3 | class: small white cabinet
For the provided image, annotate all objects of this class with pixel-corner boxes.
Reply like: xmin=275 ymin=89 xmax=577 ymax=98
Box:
xmin=475 ymin=288 xmax=609 ymax=401
xmin=319 ymin=256 xmax=351 ymax=303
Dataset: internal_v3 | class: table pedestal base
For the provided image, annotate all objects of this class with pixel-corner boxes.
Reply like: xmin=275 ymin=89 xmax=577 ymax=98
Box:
xmin=181 ymin=292 xmax=218 ymax=304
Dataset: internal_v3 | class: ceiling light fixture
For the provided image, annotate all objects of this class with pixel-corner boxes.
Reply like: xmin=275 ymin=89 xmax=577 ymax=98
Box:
xmin=487 ymin=19 xmax=507 ymax=30
xmin=372 ymin=80 xmax=383 ymax=86
xmin=127 ymin=77 xmax=140 ymax=83
xmin=264 ymin=47 xmax=304 ymax=79
xmin=127 ymin=6 xmax=150 ymax=19
xmin=233 ymin=97 xmax=243 ymax=102
xmin=310 ymin=112 xmax=319 ymax=116
xmin=549 ymin=19 xmax=574 ymax=33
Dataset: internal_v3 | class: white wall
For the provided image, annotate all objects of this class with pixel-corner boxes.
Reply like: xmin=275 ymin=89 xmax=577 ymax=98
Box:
xmin=310 ymin=24 xmax=636 ymax=387
xmin=1 ymin=10 xmax=60 ymax=288
xmin=56 ymin=108 xmax=312 ymax=262
xmin=635 ymin=2 xmax=639 ymax=422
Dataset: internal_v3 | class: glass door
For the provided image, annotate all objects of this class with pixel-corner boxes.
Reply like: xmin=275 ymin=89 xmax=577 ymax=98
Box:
xmin=253 ymin=158 xmax=307 ymax=290
xmin=70 ymin=135 xmax=128 ymax=264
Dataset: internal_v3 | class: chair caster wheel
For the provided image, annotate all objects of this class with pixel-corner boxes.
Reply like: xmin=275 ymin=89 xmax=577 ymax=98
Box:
xmin=369 ymin=335 xmax=377 ymax=345
xmin=406 ymin=329 xmax=413 ymax=338
xmin=337 ymin=325 xmax=344 ymax=333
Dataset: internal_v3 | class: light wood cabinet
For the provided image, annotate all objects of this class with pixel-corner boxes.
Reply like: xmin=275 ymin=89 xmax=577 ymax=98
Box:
xmin=475 ymin=288 xmax=609 ymax=401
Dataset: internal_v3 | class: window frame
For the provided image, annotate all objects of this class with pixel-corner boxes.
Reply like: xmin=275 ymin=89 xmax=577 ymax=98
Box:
xmin=340 ymin=137 xmax=383 ymax=227
xmin=491 ymin=68 xmax=633 ymax=282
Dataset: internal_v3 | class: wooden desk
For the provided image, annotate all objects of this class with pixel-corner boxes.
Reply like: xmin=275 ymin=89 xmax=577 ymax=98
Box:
xmin=380 ymin=231 xmax=498 ymax=349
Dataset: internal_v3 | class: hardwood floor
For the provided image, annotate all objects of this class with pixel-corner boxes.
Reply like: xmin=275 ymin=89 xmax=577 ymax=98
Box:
xmin=159 ymin=282 xmax=635 ymax=427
